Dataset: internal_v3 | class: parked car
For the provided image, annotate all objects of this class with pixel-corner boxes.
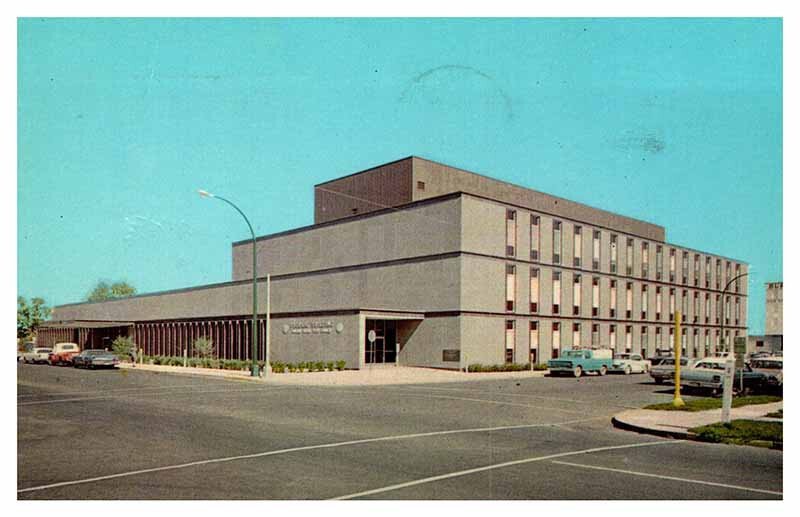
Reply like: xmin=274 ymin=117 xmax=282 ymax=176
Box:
xmin=681 ymin=357 xmax=767 ymax=396
xmin=547 ymin=348 xmax=613 ymax=378
xmin=649 ymin=356 xmax=693 ymax=384
xmin=48 ymin=342 xmax=81 ymax=366
xmin=749 ymin=356 xmax=782 ymax=389
xmin=73 ymin=349 xmax=120 ymax=369
xmin=610 ymin=353 xmax=651 ymax=375
xmin=21 ymin=346 xmax=53 ymax=364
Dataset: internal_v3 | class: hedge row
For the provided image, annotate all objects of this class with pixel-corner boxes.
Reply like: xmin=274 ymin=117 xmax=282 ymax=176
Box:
xmin=467 ymin=363 xmax=549 ymax=372
xmin=139 ymin=355 xmax=346 ymax=373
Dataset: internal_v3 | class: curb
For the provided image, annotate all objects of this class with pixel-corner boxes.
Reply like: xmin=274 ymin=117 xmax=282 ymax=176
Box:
xmin=610 ymin=414 xmax=696 ymax=441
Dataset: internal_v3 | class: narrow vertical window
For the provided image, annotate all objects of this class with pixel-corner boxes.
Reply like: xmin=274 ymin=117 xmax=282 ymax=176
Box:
xmin=716 ymin=259 xmax=721 ymax=289
xmin=682 ymin=289 xmax=688 ymax=317
xmin=591 ymin=323 xmax=599 ymax=348
xmin=726 ymin=261 xmax=732 ymax=287
xmin=656 ymin=245 xmax=663 ymax=280
xmin=530 ymin=215 xmax=540 ymax=261
xmin=591 ymin=277 xmax=600 ymax=317
xmin=705 ymin=293 xmax=710 ymax=323
xmin=705 ymin=330 xmax=711 ymax=357
xmin=682 ymin=251 xmax=689 ymax=285
xmin=681 ymin=329 xmax=687 ymax=356
xmin=610 ymin=279 xmax=617 ymax=318
xmin=551 ymin=322 xmax=560 ymax=359
xmin=553 ymin=221 xmax=562 ymax=265
xmin=735 ymin=297 xmax=740 ymax=325
xmin=505 ymin=320 xmax=515 ymax=364
xmin=725 ymin=295 xmax=731 ymax=325
xmin=669 ymin=288 xmax=675 ymax=320
xmin=625 ymin=325 xmax=632 ymax=353
xmin=693 ymin=329 xmax=699 ymax=358
xmin=626 ymin=238 xmax=634 ymax=275
xmin=716 ymin=295 xmax=721 ymax=323
xmin=641 ymin=285 xmax=648 ymax=320
xmin=735 ymin=264 xmax=741 ymax=292
xmin=625 ymin=282 xmax=633 ymax=319
xmin=656 ymin=286 xmax=662 ymax=320
xmin=572 ymin=322 xmax=581 ymax=350
xmin=573 ymin=274 xmax=582 ymax=316
xmin=641 ymin=242 xmax=649 ymax=277
xmin=656 ymin=327 xmax=662 ymax=350
xmin=529 ymin=321 xmax=539 ymax=365
xmin=669 ymin=249 xmax=676 ymax=282
xmin=592 ymin=230 xmax=600 ymax=270
xmin=610 ymin=234 xmax=618 ymax=273
xmin=505 ymin=264 xmax=516 ymax=312
xmin=693 ymin=292 xmax=700 ymax=323
xmin=506 ymin=210 xmax=516 ymax=257
xmin=641 ymin=327 xmax=648 ymax=357
xmin=609 ymin=324 xmax=617 ymax=351
xmin=529 ymin=268 xmax=539 ymax=313
xmin=705 ymin=257 xmax=711 ymax=288
xmin=694 ymin=254 xmax=700 ymax=286
xmin=573 ymin=226 xmax=582 ymax=267
xmin=552 ymin=271 xmax=561 ymax=315
xmin=669 ymin=328 xmax=674 ymax=352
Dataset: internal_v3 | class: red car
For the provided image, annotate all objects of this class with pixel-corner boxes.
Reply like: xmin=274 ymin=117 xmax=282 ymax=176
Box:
xmin=48 ymin=342 xmax=81 ymax=366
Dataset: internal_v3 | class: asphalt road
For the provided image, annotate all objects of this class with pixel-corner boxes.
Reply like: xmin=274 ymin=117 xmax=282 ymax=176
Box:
xmin=17 ymin=363 xmax=782 ymax=500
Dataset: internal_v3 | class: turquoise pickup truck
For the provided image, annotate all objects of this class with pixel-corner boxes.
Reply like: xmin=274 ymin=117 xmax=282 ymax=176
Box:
xmin=547 ymin=349 xmax=613 ymax=378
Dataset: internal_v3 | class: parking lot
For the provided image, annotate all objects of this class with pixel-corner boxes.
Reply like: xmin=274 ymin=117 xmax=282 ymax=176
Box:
xmin=17 ymin=363 xmax=782 ymax=500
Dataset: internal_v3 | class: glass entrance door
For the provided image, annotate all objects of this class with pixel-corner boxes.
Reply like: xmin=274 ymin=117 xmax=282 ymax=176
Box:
xmin=365 ymin=319 xmax=397 ymax=364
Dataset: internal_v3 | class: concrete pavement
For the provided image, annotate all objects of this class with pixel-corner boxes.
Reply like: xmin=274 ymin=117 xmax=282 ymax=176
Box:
xmin=612 ymin=402 xmax=783 ymax=440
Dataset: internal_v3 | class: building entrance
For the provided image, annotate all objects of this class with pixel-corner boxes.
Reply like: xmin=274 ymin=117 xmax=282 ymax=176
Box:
xmin=365 ymin=319 xmax=397 ymax=364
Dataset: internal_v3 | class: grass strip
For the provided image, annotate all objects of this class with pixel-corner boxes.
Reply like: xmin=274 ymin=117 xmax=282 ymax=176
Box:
xmin=644 ymin=395 xmax=781 ymax=412
xmin=690 ymin=420 xmax=782 ymax=448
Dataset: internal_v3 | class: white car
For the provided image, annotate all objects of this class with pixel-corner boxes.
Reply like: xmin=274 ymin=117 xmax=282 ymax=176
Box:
xmin=21 ymin=346 xmax=52 ymax=364
xmin=610 ymin=353 xmax=651 ymax=375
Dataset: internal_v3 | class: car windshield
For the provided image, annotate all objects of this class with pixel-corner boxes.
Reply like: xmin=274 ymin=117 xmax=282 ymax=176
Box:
xmin=85 ymin=350 xmax=107 ymax=356
xmin=751 ymin=360 xmax=782 ymax=369
xmin=35 ymin=348 xmax=51 ymax=353
xmin=562 ymin=350 xmax=585 ymax=358
xmin=615 ymin=354 xmax=630 ymax=360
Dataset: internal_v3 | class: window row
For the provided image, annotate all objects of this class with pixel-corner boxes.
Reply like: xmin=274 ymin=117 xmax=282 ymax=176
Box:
xmin=505 ymin=265 xmax=743 ymax=325
xmin=505 ymin=209 xmax=744 ymax=292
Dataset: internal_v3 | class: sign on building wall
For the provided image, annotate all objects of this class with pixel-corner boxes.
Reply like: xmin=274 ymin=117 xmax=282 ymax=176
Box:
xmin=281 ymin=321 xmax=345 ymax=335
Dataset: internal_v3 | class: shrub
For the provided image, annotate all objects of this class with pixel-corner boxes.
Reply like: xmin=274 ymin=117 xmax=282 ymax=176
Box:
xmin=335 ymin=360 xmax=346 ymax=371
xmin=170 ymin=356 xmax=183 ymax=367
xmin=271 ymin=361 xmax=285 ymax=373
xmin=326 ymin=361 xmax=335 ymax=372
xmin=187 ymin=357 xmax=199 ymax=368
xmin=193 ymin=336 xmax=214 ymax=359
xmin=112 ymin=336 xmax=135 ymax=361
xmin=534 ymin=363 xmax=549 ymax=371
xmin=313 ymin=361 xmax=325 ymax=372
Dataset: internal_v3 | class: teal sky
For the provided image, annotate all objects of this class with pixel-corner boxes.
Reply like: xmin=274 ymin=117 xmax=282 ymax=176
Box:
xmin=18 ymin=18 xmax=782 ymax=333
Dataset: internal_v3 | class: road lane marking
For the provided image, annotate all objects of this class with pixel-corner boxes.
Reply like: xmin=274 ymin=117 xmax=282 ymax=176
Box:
xmin=17 ymin=417 xmax=604 ymax=494
xmin=549 ymin=460 xmax=782 ymax=496
xmin=329 ymin=440 xmax=682 ymax=500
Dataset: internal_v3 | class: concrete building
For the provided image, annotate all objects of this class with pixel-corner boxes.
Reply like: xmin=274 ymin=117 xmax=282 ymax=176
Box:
xmin=748 ymin=281 xmax=783 ymax=355
xmin=41 ymin=156 xmax=749 ymax=369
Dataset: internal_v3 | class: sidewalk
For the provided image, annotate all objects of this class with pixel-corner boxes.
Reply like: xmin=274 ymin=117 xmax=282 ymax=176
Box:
xmin=612 ymin=402 xmax=783 ymax=440
xmin=118 ymin=362 xmax=549 ymax=385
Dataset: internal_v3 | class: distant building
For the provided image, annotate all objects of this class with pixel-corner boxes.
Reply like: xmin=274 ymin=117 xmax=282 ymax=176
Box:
xmin=40 ymin=156 xmax=749 ymax=368
xmin=748 ymin=281 xmax=783 ymax=355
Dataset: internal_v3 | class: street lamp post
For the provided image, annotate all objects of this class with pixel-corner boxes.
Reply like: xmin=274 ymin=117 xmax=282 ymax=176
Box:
xmin=719 ymin=272 xmax=749 ymax=354
xmin=198 ymin=190 xmax=262 ymax=377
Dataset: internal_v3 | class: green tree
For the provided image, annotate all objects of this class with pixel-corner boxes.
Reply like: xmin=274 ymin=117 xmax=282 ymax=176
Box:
xmin=17 ymin=296 xmax=51 ymax=339
xmin=112 ymin=336 xmax=135 ymax=361
xmin=87 ymin=280 xmax=137 ymax=302
xmin=193 ymin=336 xmax=215 ymax=359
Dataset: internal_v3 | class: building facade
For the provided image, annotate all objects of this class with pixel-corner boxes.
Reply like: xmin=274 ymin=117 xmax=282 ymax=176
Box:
xmin=748 ymin=281 xmax=782 ymax=355
xmin=42 ymin=157 xmax=749 ymax=369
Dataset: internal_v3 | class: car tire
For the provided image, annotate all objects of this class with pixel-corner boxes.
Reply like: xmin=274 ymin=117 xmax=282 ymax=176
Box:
xmin=654 ymin=377 xmax=663 ymax=384
xmin=573 ymin=366 xmax=582 ymax=378
xmin=625 ymin=366 xmax=632 ymax=375
xmin=599 ymin=366 xmax=607 ymax=376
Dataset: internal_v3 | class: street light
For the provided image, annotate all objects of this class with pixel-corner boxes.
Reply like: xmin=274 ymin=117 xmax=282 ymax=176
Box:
xmin=719 ymin=272 xmax=749 ymax=354
xmin=198 ymin=189 xmax=263 ymax=377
